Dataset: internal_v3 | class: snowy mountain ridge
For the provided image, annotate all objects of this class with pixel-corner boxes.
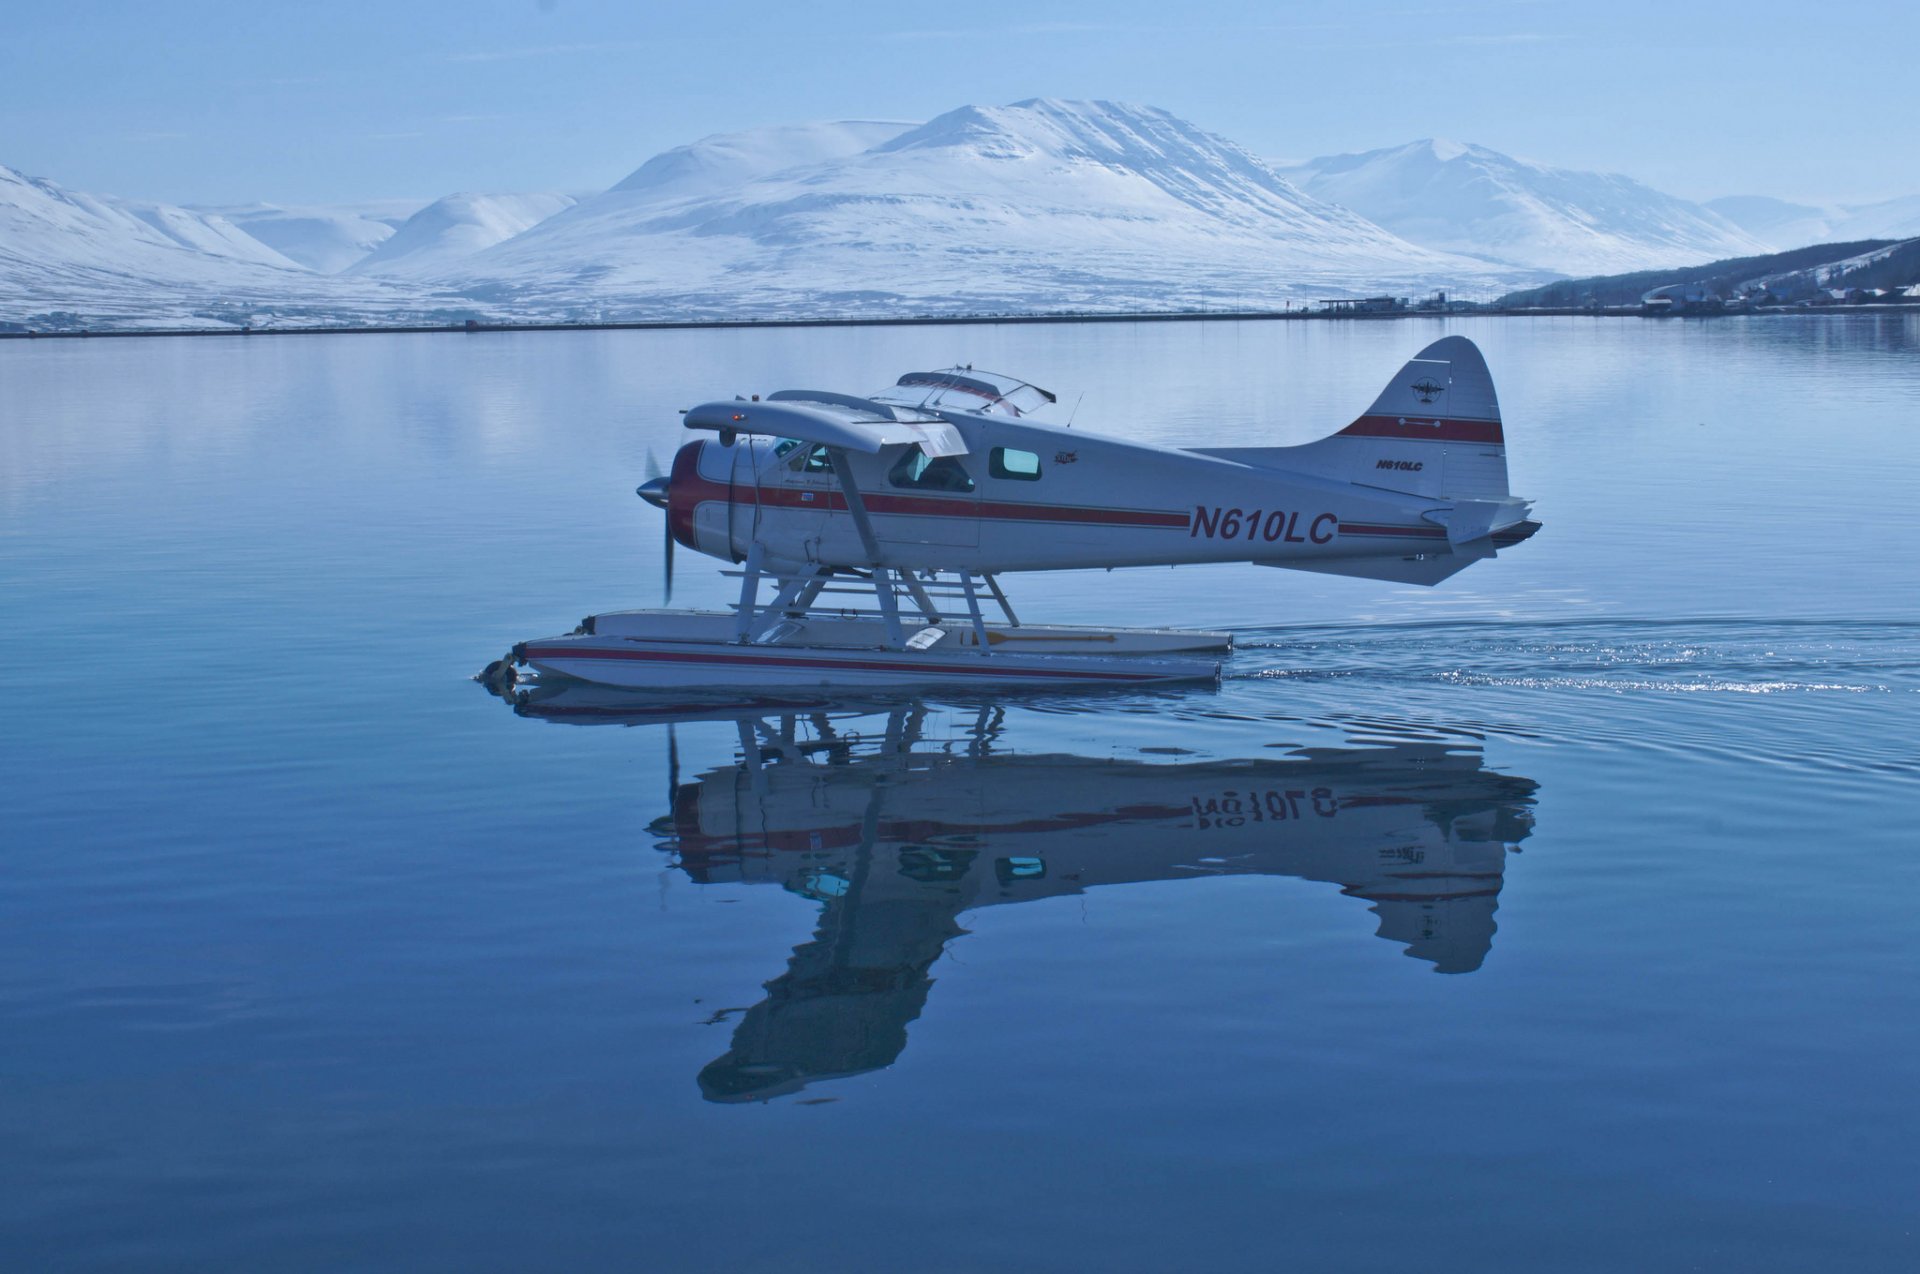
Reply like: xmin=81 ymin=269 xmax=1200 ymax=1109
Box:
xmin=442 ymin=99 xmax=1520 ymax=319
xmin=192 ymin=200 xmax=425 ymax=272
xmin=610 ymin=119 xmax=917 ymax=202
xmin=1705 ymin=194 xmax=1920 ymax=252
xmin=0 ymin=163 xmax=478 ymax=329
xmin=12 ymin=100 xmax=1908 ymax=330
xmin=1 ymin=164 xmax=305 ymax=274
xmin=1278 ymin=139 xmax=1772 ymax=276
xmin=347 ymin=192 xmax=580 ymax=277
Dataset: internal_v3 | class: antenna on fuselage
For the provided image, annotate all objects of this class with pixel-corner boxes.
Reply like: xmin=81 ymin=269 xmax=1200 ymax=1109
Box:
xmin=1066 ymin=392 xmax=1084 ymax=428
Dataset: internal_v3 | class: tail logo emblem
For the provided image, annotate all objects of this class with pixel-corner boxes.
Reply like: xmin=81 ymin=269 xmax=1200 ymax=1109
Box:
xmin=1410 ymin=378 xmax=1445 ymax=404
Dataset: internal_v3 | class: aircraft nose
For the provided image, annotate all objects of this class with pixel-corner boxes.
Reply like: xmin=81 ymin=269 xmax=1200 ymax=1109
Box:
xmin=636 ymin=476 xmax=671 ymax=510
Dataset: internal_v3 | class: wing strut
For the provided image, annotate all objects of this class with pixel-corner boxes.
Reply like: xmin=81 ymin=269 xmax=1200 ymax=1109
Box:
xmin=825 ymin=447 xmax=907 ymax=649
xmin=825 ymin=448 xmax=884 ymax=566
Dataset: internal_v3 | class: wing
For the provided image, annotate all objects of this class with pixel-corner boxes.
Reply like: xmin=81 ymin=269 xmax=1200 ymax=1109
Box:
xmin=684 ymin=393 xmax=967 ymax=457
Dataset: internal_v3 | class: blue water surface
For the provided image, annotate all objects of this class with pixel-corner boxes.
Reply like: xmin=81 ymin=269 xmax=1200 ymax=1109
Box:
xmin=3 ymin=315 xmax=1917 ymax=1272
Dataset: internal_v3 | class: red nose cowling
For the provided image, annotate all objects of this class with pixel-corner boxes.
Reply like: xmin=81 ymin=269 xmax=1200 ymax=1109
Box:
xmin=666 ymin=441 xmax=703 ymax=552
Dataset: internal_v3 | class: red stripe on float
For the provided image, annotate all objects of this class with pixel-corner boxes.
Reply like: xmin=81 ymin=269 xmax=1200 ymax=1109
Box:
xmin=522 ymin=645 xmax=1169 ymax=681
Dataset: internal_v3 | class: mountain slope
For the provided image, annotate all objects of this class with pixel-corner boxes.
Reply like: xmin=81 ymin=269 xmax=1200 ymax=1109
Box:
xmin=1701 ymin=196 xmax=1836 ymax=252
xmin=442 ymin=100 xmax=1522 ymax=317
xmin=0 ymin=165 xmax=304 ymax=274
xmin=347 ymin=192 xmax=578 ymax=277
xmin=1280 ymin=140 xmax=1770 ymax=276
xmin=1835 ymin=195 xmax=1920 ymax=243
xmin=0 ymin=165 xmax=469 ymax=328
xmin=609 ymin=119 xmax=916 ymax=202
xmin=200 ymin=200 xmax=423 ymax=271
xmin=1708 ymin=193 xmax=1920 ymax=251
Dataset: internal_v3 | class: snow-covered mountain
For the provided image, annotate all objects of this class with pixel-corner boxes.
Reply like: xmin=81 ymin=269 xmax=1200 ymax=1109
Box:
xmin=0 ymin=164 xmax=478 ymax=329
xmin=1278 ymin=140 xmax=1770 ymax=276
xmin=8 ymin=103 xmax=1608 ymax=329
xmin=200 ymin=200 xmax=423 ymax=272
xmin=610 ymin=119 xmax=915 ymax=203
xmin=1700 ymin=197 xmax=1837 ymax=253
xmin=438 ymin=100 xmax=1519 ymax=317
xmin=0 ymin=164 xmax=303 ymax=274
xmin=347 ymin=192 xmax=578 ymax=277
xmin=1707 ymin=194 xmax=1920 ymax=251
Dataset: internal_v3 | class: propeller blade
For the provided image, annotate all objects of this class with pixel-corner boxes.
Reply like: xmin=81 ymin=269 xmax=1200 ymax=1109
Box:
xmin=663 ymin=520 xmax=675 ymax=605
xmin=643 ymin=448 xmax=664 ymax=482
xmin=667 ymin=723 xmax=680 ymax=808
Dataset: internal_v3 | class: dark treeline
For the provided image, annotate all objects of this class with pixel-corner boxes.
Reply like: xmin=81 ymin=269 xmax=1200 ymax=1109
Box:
xmin=1495 ymin=239 xmax=1905 ymax=308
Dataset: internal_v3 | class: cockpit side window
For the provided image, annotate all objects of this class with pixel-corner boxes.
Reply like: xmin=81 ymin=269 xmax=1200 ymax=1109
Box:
xmin=791 ymin=443 xmax=835 ymax=474
xmin=888 ymin=445 xmax=976 ymax=493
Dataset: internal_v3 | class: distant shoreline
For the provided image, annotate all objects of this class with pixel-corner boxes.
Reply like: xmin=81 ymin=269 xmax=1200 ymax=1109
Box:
xmin=4 ymin=303 xmax=1914 ymax=341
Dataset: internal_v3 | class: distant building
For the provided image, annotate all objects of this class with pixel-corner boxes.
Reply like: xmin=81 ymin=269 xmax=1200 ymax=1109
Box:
xmin=1641 ymin=281 xmax=1722 ymax=315
xmin=1316 ymin=296 xmax=1405 ymax=315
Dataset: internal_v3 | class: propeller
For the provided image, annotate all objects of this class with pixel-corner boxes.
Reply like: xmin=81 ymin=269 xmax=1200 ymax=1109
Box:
xmin=646 ymin=721 xmax=684 ymax=843
xmin=637 ymin=449 xmax=674 ymax=604
xmin=667 ymin=723 xmax=680 ymax=808
xmin=662 ymin=523 xmax=675 ymax=604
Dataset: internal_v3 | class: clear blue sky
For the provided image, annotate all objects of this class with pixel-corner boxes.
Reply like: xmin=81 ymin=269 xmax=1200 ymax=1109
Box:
xmin=1 ymin=0 xmax=1907 ymax=207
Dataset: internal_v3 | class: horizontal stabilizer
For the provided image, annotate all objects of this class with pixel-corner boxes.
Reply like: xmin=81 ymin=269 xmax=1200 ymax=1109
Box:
xmin=1423 ymin=497 xmax=1533 ymax=546
xmin=1258 ymin=538 xmax=1497 ymax=587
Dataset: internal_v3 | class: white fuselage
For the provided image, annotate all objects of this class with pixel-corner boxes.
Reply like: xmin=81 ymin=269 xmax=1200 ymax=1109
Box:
xmin=668 ymin=412 xmax=1473 ymax=575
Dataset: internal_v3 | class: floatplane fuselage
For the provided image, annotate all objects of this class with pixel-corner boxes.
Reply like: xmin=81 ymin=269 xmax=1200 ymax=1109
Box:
xmin=489 ymin=336 xmax=1540 ymax=691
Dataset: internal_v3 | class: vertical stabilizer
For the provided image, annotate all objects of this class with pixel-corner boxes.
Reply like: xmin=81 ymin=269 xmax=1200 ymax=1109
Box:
xmin=1196 ymin=336 xmax=1511 ymax=502
xmin=1333 ymin=335 xmax=1508 ymax=500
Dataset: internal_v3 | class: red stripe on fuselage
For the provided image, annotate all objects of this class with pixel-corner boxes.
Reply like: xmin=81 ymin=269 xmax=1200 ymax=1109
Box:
xmin=1338 ymin=522 xmax=1447 ymax=539
xmin=1337 ymin=414 xmax=1504 ymax=444
xmin=675 ymin=460 xmax=1190 ymax=529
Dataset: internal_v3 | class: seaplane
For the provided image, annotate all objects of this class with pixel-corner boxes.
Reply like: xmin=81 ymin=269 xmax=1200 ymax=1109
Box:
xmin=484 ymin=335 xmax=1539 ymax=691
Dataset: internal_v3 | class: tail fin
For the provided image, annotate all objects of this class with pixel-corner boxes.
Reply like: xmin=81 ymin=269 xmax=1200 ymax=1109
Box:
xmin=1199 ymin=336 xmax=1509 ymax=502
xmin=1333 ymin=334 xmax=1508 ymax=500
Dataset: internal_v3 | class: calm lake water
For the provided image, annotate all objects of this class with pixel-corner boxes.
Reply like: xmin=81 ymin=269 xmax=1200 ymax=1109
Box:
xmin=4 ymin=315 xmax=1918 ymax=1272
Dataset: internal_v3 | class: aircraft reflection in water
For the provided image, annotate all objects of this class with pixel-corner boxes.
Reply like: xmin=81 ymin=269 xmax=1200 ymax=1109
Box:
xmin=510 ymin=685 xmax=1539 ymax=1103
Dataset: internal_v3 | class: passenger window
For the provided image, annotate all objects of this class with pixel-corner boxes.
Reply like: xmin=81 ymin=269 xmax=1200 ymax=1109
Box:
xmin=898 ymin=847 xmax=977 ymax=882
xmin=888 ymin=445 xmax=975 ymax=493
xmin=990 ymin=447 xmax=1042 ymax=481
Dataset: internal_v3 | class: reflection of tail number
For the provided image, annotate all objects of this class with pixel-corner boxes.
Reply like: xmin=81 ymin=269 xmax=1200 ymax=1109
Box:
xmin=1192 ymin=507 xmax=1336 ymax=543
xmin=1192 ymin=787 xmax=1338 ymax=829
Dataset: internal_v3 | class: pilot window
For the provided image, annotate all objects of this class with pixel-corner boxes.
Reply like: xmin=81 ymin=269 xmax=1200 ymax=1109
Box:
xmin=888 ymin=445 xmax=975 ymax=493
xmin=990 ymin=447 xmax=1042 ymax=481
xmin=995 ymin=856 xmax=1047 ymax=885
xmin=791 ymin=443 xmax=835 ymax=473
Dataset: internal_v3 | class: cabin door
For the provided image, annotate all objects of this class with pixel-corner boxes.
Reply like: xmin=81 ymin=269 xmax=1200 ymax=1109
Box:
xmin=875 ymin=445 xmax=980 ymax=550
